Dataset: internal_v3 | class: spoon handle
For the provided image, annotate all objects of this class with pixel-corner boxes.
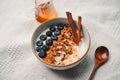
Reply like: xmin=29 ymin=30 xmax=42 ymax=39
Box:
xmin=88 ymin=61 xmax=100 ymax=80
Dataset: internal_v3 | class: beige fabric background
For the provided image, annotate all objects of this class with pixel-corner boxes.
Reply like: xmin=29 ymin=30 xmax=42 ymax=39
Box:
xmin=0 ymin=0 xmax=120 ymax=80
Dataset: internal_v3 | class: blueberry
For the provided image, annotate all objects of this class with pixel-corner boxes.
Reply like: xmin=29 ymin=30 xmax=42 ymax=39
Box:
xmin=42 ymin=45 xmax=49 ymax=51
xmin=57 ymin=26 xmax=64 ymax=30
xmin=54 ymin=30 xmax=61 ymax=35
xmin=57 ymin=23 xmax=64 ymax=30
xmin=38 ymin=50 xmax=46 ymax=58
xmin=49 ymin=26 xmax=56 ymax=32
xmin=35 ymin=47 xmax=42 ymax=52
xmin=46 ymin=31 xmax=52 ymax=36
xmin=46 ymin=39 xmax=53 ymax=46
xmin=36 ymin=40 xmax=43 ymax=46
xmin=57 ymin=23 xmax=63 ymax=26
xmin=51 ymin=35 xmax=58 ymax=41
xmin=40 ymin=35 xmax=47 ymax=41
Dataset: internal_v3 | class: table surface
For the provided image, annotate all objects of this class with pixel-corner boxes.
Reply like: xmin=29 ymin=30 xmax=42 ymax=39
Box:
xmin=0 ymin=0 xmax=120 ymax=80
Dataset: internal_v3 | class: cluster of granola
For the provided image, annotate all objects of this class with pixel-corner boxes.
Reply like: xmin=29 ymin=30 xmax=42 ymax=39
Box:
xmin=43 ymin=26 xmax=80 ymax=66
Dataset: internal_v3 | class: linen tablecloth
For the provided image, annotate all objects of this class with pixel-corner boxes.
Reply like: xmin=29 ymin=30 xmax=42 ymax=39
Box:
xmin=0 ymin=0 xmax=120 ymax=80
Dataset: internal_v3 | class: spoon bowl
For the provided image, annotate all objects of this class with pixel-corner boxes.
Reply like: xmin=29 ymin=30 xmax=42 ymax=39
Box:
xmin=89 ymin=46 xmax=109 ymax=80
xmin=95 ymin=46 xmax=109 ymax=65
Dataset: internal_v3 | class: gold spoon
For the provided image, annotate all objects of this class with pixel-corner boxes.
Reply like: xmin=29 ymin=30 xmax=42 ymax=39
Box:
xmin=88 ymin=46 xmax=109 ymax=80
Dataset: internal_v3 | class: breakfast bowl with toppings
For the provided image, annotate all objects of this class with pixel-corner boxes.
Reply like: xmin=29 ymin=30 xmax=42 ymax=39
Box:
xmin=31 ymin=12 xmax=90 ymax=70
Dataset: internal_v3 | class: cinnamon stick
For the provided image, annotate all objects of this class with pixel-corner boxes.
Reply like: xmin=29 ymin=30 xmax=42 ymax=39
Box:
xmin=77 ymin=16 xmax=82 ymax=42
xmin=66 ymin=12 xmax=78 ymax=44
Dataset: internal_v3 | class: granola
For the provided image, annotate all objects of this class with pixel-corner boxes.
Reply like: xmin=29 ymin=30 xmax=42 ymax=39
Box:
xmin=43 ymin=25 xmax=81 ymax=66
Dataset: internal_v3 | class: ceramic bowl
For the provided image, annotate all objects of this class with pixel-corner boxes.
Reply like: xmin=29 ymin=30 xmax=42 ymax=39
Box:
xmin=31 ymin=18 xmax=90 ymax=70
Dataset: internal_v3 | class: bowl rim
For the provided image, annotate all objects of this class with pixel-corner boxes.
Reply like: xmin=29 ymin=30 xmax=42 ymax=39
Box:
xmin=31 ymin=17 xmax=91 ymax=67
